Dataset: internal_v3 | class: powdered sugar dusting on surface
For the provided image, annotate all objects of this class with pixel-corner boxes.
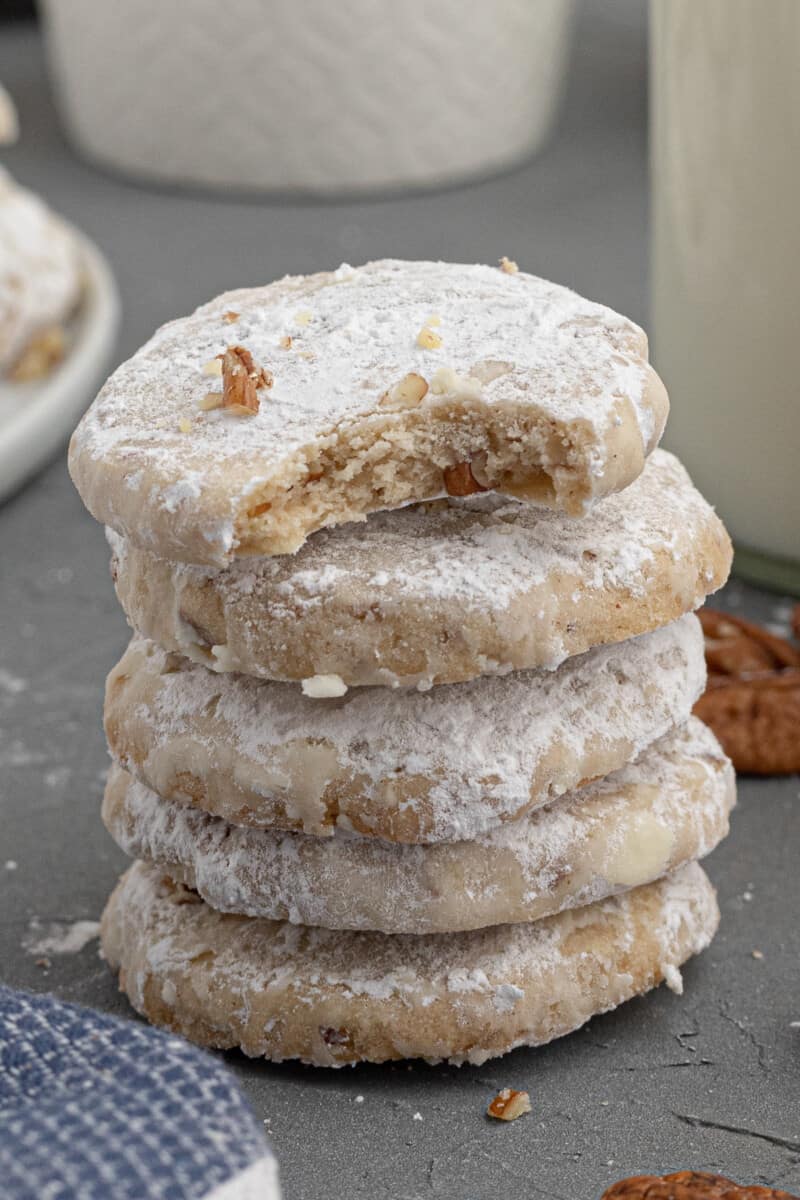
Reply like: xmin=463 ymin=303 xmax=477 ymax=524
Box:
xmin=107 ymin=860 xmax=718 ymax=1064
xmin=112 ymin=451 xmax=717 ymax=617
xmin=105 ymin=719 xmax=733 ymax=933
xmin=73 ymin=260 xmax=655 ymax=559
xmin=24 ymin=918 xmax=101 ymax=956
xmin=111 ymin=615 xmax=706 ymax=842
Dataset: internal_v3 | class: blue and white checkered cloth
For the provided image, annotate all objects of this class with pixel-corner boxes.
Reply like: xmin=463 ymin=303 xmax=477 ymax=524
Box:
xmin=0 ymin=985 xmax=280 ymax=1200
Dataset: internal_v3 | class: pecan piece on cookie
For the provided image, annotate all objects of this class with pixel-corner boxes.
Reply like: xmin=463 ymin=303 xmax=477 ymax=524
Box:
xmin=602 ymin=1169 xmax=798 ymax=1200
xmin=221 ymin=345 xmax=273 ymax=416
xmin=694 ymin=608 xmax=800 ymax=774
xmin=443 ymin=460 xmax=488 ymax=497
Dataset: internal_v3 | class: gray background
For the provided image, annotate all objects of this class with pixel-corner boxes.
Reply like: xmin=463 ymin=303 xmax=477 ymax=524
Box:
xmin=1 ymin=5 xmax=799 ymax=1198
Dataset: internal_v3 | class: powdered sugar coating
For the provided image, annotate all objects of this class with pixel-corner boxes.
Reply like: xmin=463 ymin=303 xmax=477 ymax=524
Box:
xmin=101 ymin=860 xmax=719 ymax=1065
xmin=105 ymin=615 xmax=706 ymax=843
xmin=104 ymin=719 xmax=734 ymax=933
xmin=107 ymin=450 xmax=732 ymax=687
xmin=115 ymin=449 xmax=703 ymax=610
xmin=71 ymin=259 xmax=663 ymax=564
xmin=0 ymin=166 xmax=82 ymax=371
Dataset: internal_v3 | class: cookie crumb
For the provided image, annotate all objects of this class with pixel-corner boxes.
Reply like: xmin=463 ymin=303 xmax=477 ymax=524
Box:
xmin=487 ymin=1088 xmax=531 ymax=1121
xmin=662 ymin=962 xmax=684 ymax=994
xmin=223 ymin=311 xmax=239 ymax=323
xmin=752 ymin=949 xmax=764 ymax=960
xmin=177 ymin=417 xmax=193 ymax=434
xmin=499 ymin=256 xmax=519 ymax=274
xmin=279 ymin=335 xmax=293 ymax=349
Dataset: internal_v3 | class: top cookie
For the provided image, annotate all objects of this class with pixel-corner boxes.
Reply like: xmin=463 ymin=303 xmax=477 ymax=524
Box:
xmin=69 ymin=259 xmax=667 ymax=565
xmin=0 ymin=167 xmax=82 ymax=378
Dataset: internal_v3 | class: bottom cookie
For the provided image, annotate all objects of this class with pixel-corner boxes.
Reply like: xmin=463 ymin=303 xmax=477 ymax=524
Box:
xmin=101 ymin=861 xmax=718 ymax=1067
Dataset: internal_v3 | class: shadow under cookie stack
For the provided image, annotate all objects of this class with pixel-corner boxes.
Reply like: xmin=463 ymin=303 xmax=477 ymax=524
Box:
xmin=69 ymin=260 xmax=735 ymax=1067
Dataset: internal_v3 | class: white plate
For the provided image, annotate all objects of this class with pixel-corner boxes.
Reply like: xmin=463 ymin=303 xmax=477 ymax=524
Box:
xmin=0 ymin=228 xmax=119 ymax=504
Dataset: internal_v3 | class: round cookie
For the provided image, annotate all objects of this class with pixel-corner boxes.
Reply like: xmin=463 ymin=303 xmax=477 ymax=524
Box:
xmin=69 ymin=259 xmax=668 ymax=566
xmin=107 ymin=450 xmax=731 ymax=688
xmin=100 ymin=860 xmax=719 ymax=1067
xmin=102 ymin=719 xmax=734 ymax=934
xmin=104 ymin=616 xmax=706 ymax=844
xmin=0 ymin=166 xmax=82 ymax=378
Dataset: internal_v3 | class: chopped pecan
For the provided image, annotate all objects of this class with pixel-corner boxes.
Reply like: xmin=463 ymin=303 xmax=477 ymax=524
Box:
xmin=416 ymin=325 xmax=442 ymax=350
xmin=487 ymin=1088 xmax=531 ymax=1121
xmin=443 ymin=461 xmax=488 ymax=497
xmin=602 ymin=1170 xmax=798 ymax=1200
xmin=221 ymin=345 xmax=273 ymax=416
xmin=379 ymin=372 xmax=429 ymax=409
xmin=198 ymin=392 xmax=223 ymax=411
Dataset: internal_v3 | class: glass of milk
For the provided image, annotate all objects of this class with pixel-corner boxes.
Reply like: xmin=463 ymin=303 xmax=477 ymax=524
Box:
xmin=651 ymin=0 xmax=800 ymax=593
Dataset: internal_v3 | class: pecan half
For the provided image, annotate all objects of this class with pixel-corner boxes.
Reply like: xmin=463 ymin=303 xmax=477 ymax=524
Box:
xmin=602 ymin=1170 xmax=798 ymax=1200
xmin=694 ymin=608 xmax=800 ymax=774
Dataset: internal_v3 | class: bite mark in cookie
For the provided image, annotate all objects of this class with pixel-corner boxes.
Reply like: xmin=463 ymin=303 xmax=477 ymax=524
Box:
xmin=69 ymin=259 xmax=669 ymax=565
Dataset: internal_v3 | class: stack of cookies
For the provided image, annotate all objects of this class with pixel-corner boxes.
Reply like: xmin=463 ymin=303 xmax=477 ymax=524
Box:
xmin=69 ymin=260 xmax=734 ymax=1067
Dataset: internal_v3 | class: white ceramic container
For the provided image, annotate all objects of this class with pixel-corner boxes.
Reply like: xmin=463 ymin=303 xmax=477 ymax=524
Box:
xmin=41 ymin=0 xmax=574 ymax=195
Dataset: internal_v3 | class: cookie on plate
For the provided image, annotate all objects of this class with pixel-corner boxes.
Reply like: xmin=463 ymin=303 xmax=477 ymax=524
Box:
xmin=102 ymin=719 xmax=734 ymax=934
xmin=69 ymin=259 xmax=668 ymax=565
xmin=108 ymin=449 xmax=731 ymax=688
xmin=101 ymin=860 xmax=719 ymax=1066
xmin=0 ymin=167 xmax=82 ymax=380
xmin=104 ymin=616 xmax=706 ymax=844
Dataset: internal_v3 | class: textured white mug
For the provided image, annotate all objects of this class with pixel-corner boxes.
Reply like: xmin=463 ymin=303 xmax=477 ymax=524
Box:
xmin=41 ymin=0 xmax=574 ymax=195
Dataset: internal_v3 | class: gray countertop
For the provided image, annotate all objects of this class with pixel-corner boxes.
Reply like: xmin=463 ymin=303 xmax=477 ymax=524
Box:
xmin=1 ymin=6 xmax=799 ymax=1199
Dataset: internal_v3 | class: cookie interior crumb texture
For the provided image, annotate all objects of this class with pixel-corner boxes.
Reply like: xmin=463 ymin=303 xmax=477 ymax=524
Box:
xmin=99 ymin=860 xmax=719 ymax=1067
xmin=69 ymin=260 xmax=668 ymax=565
